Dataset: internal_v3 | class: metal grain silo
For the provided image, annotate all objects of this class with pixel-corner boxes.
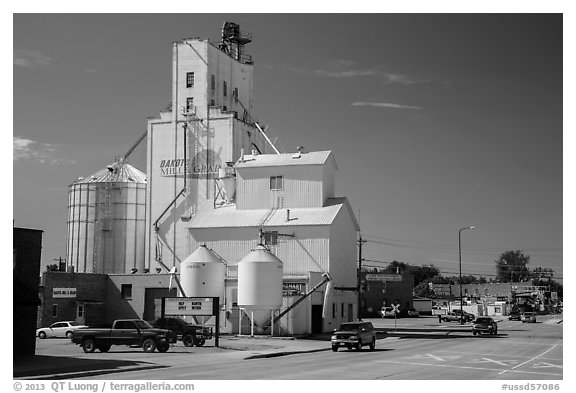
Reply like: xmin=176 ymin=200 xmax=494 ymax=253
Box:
xmin=238 ymin=244 xmax=283 ymax=327
xmin=180 ymin=245 xmax=226 ymax=303
xmin=66 ymin=159 xmax=147 ymax=274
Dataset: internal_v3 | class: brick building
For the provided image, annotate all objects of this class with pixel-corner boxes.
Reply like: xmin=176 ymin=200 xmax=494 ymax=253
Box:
xmin=13 ymin=227 xmax=43 ymax=358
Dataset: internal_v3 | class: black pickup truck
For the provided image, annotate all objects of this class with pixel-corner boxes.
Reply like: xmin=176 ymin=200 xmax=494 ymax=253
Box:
xmin=71 ymin=319 xmax=176 ymax=353
xmin=153 ymin=317 xmax=213 ymax=347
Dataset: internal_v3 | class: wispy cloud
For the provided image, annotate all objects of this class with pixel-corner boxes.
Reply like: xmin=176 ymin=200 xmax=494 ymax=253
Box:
xmin=265 ymin=60 xmax=430 ymax=85
xmin=13 ymin=136 xmax=76 ymax=164
xmin=84 ymin=68 xmax=100 ymax=74
xmin=351 ymin=102 xmax=423 ymax=110
xmin=14 ymin=49 xmax=53 ymax=68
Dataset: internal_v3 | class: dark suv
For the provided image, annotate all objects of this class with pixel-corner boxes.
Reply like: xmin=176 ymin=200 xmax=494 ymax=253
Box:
xmin=472 ymin=317 xmax=498 ymax=335
xmin=153 ymin=317 xmax=212 ymax=347
xmin=331 ymin=321 xmax=376 ymax=351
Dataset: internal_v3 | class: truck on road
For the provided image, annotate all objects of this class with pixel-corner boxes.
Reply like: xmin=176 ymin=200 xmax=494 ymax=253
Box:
xmin=71 ymin=319 xmax=176 ymax=353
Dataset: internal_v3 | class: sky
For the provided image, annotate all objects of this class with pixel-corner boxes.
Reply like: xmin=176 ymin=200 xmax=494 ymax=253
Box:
xmin=11 ymin=11 xmax=566 ymax=284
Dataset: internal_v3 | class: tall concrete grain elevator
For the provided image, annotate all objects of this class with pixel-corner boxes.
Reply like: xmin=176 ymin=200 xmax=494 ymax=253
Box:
xmin=146 ymin=22 xmax=361 ymax=334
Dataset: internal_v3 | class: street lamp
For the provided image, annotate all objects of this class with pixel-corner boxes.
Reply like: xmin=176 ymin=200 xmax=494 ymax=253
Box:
xmin=459 ymin=226 xmax=475 ymax=324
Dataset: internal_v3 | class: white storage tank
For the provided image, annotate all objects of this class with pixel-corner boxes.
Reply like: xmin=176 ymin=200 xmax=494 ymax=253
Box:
xmin=238 ymin=244 xmax=283 ymax=327
xmin=180 ymin=245 xmax=226 ymax=304
xmin=66 ymin=159 xmax=146 ymax=274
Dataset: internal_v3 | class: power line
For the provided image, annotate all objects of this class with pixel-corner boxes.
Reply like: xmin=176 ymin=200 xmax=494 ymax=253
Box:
xmin=363 ymin=234 xmax=562 ymax=254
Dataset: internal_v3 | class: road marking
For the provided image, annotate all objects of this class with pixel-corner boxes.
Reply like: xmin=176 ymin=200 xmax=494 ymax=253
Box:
xmin=466 ymin=358 xmax=519 ymax=367
xmin=407 ymin=353 xmax=461 ymax=362
xmin=375 ymin=360 xmax=562 ymax=377
xmin=499 ymin=344 xmax=559 ymax=376
xmin=532 ymin=362 xmax=562 ymax=369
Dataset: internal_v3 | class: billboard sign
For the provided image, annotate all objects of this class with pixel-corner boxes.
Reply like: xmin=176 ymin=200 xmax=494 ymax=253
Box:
xmin=366 ymin=274 xmax=402 ymax=282
xmin=163 ymin=297 xmax=216 ymax=316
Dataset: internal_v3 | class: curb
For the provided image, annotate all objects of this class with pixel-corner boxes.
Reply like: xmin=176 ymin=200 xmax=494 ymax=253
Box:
xmin=15 ymin=364 xmax=166 ymax=380
xmin=244 ymin=348 xmax=330 ymax=360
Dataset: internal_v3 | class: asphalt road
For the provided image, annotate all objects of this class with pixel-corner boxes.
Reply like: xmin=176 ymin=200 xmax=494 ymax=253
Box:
xmin=32 ymin=316 xmax=563 ymax=380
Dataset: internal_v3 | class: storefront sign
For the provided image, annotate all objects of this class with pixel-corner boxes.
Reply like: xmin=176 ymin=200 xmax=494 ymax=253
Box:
xmin=53 ymin=288 xmax=77 ymax=298
xmin=283 ymin=282 xmax=306 ymax=296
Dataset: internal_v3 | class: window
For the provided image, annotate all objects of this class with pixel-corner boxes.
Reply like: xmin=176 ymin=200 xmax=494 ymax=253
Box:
xmin=341 ymin=303 xmax=345 ymax=318
xmin=210 ymin=99 xmax=215 ymax=106
xmin=52 ymin=304 xmax=58 ymax=318
xmin=223 ymin=81 xmax=227 ymax=96
xmin=186 ymin=72 xmax=195 ymax=88
xmin=186 ymin=97 xmax=194 ymax=112
xmin=332 ymin=303 xmax=336 ymax=319
xmin=263 ymin=231 xmax=278 ymax=246
xmin=211 ymin=74 xmax=215 ymax=90
xmin=270 ymin=176 xmax=283 ymax=190
xmin=233 ymin=87 xmax=239 ymax=101
xmin=121 ymin=284 xmax=132 ymax=300
xmin=77 ymin=305 xmax=84 ymax=318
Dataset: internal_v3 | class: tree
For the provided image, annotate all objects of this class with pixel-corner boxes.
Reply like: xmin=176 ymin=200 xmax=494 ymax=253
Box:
xmin=382 ymin=261 xmax=440 ymax=287
xmin=495 ymin=250 xmax=530 ymax=283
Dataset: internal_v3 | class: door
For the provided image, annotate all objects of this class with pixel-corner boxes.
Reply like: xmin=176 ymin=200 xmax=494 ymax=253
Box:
xmin=347 ymin=304 xmax=353 ymax=322
xmin=311 ymin=305 xmax=323 ymax=333
xmin=50 ymin=322 xmax=68 ymax=337
xmin=110 ymin=320 xmax=141 ymax=346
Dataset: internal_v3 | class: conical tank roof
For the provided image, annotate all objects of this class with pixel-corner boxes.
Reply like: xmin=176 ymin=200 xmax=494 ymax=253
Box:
xmin=239 ymin=244 xmax=283 ymax=265
xmin=182 ymin=245 xmax=223 ymax=265
xmin=71 ymin=159 xmax=147 ymax=185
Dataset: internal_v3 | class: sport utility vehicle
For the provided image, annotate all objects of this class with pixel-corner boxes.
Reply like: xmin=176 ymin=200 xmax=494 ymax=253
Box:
xmin=153 ymin=317 xmax=212 ymax=347
xmin=331 ymin=321 xmax=376 ymax=352
xmin=521 ymin=312 xmax=537 ymax=323
xmin=472 ymin=317 xmax=498 ymax=335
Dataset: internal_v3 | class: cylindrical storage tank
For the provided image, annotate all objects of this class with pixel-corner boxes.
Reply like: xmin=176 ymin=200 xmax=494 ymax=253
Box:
xmin=238 ymin=244 xmax=283 ymax=327
xmin=180 ymin=245 xmax=226 ymax=304
xmin=66 ymin=159 xmax=147 ymax=274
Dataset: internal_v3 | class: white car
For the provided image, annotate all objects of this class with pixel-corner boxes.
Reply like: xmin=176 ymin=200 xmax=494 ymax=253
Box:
xmin=381 ymin=306 xmax=397 ymax=318
xmin=36 ymin=321 xmax=88 ymax=339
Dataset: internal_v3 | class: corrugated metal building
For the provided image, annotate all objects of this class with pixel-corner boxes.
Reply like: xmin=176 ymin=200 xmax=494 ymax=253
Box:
xmin=67 ymin=159 xmax=146 ymax=274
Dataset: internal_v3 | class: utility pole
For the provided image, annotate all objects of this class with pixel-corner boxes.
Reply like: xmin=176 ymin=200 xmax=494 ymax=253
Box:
xmin=357 ymin=235 xmax=366 ymax=321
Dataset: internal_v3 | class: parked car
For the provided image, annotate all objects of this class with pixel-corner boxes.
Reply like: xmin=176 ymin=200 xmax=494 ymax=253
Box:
xmin=331 ymin=321 xmax=376 ymax=352
xmin=472 ymin=317 xmax=498 ymax=335
xmin=36 ymin=321 xmax=88 ymax=339
xmin=381 ymin=306 xmax=397 ymax=318
xmin=152 ymin=317 xmax=212 ymax=347
xmin=508 ymin=311 xmax=521 ymax=321
xmin=452 ymin=309 xmax=475 ymax=322
xmin=521 ymin=312 xmax=537 ymax=323
xmin=442 ymin=311 xmax=472 ymax=322
xmin=71 ymin=319 xmax=176 ymax=353
xmin=406 ymin=308 xmax=420 ymax=317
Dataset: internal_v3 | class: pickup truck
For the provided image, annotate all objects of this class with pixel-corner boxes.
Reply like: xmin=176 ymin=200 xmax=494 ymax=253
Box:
xmin=71 ymin=319 xmax=176 ymax=353
xmin=152 ymin=317 xmax=213 ymax=347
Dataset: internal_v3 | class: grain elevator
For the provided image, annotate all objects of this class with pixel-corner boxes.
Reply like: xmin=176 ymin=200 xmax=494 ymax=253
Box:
xmin=57 ymin=23 xmax=360 ymax=335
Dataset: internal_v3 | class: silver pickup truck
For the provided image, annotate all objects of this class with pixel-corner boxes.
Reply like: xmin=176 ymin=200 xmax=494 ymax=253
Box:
xmin=71 ymin=319 xmax=176 ymax=353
